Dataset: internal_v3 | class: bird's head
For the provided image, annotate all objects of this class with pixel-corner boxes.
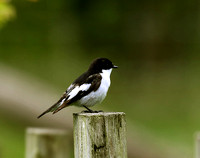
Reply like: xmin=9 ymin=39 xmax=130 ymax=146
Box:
xmin=88 ymin=58 xmax=118 ymax=74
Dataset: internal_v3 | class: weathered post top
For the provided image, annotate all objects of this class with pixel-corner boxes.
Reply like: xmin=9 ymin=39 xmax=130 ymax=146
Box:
xmin=73 ymin=111 xmax=125 ymax=116
xmin=73 ymin=112 xmax=127 ymax=158
xmin=26 ymin=127 xmax=68 ymax=135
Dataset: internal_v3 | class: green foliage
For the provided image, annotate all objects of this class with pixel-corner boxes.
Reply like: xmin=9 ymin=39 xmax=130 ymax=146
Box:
xmin=0 ymin=1 xmax=15 ymax=29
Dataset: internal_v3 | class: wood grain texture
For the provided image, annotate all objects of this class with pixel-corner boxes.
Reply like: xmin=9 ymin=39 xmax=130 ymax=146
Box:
xmin=73 ymin=112 xmax=127 ymax=158
xmin=26 ymin=128 xmax=70 ymax=158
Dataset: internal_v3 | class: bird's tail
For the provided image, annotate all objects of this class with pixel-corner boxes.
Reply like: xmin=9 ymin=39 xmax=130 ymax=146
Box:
xmin=37 ymin=94 xmax=70 ymax=118
xmin=37 ymin=109 xmax=49 ymax=119
xmin=37 ymin=104 xmax=57 ymax=118
xmin=37 ymin=100 xmax=63 ymax=119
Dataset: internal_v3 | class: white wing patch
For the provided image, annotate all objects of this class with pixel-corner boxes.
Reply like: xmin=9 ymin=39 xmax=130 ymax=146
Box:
xmin=67 ymin=84 xmax=74 ymax=91
xmin=59 ymin=98 xmax=65 ymax=106
xmin=68 ymin=83 xmax=91 ymax=100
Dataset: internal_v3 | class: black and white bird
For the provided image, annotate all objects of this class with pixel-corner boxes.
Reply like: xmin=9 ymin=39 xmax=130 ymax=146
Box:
xmin=37 ymin=58 xmax=118 ymax=118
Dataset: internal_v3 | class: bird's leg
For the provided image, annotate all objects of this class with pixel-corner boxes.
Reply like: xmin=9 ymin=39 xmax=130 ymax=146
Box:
xmin=82 ymin=105 xmax=103 ymax=113
xmin=82 ymin=105 xmax=95 ymax=113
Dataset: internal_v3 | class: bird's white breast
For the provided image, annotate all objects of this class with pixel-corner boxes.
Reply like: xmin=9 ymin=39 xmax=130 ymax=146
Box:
xmin=77 ymin=69 xmax=112 ymax=107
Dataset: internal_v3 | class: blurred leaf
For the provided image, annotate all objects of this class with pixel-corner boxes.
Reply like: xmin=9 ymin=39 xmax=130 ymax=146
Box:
xmin=0 ymin=1 xmax=16 ymax=29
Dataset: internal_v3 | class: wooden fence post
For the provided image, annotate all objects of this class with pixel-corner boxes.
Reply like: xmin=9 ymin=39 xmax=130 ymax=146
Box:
xmin=73 ymin=112 xmax=127 ymax=158
xmin=26 ymin=128 xmax=70 ymax=158
xmin=196 ymin=133 xmax=200 ymax=158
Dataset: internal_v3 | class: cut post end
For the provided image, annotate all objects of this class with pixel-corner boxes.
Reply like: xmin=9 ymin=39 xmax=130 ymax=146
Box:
xmin=73 ymin=112 xmax=125 ymax=117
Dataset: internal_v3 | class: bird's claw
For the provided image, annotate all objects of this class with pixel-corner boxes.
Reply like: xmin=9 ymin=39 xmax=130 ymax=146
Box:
xmin=81 ymin=110 xmax=103 ymax=113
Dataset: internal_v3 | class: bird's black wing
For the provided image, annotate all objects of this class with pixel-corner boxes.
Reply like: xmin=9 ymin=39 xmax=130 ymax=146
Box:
xmin=52 ymin=73 xmax=102 ymax=114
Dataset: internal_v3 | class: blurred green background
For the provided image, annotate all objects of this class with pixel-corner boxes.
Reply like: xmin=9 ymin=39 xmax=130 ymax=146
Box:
xmin=1 ymin=0 xmax=200 ymax=157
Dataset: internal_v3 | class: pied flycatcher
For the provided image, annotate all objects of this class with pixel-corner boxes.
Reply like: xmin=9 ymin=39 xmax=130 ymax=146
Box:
xmin=38 ymin=58 xmax=118 ymax=118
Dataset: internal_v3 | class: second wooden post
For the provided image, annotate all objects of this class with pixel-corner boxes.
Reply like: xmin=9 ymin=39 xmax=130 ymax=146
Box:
xmin=73 ymin=112 xmax=127 ymax=158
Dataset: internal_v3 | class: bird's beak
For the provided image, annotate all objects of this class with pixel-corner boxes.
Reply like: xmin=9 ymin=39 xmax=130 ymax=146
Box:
xmin=113 ymin=65 xmax=118 ymax=68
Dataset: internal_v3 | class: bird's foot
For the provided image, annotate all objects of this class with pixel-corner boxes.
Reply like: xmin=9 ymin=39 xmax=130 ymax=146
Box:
xmin=81 ymin=110 xmax=103 ymax=113
xmin=96 ymin=110 xmax=103 ymax=112
xmin=81 ymin=110 xmax=94 ymax=113
xmin=82 ymin=105 xmax=103 ymax=113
